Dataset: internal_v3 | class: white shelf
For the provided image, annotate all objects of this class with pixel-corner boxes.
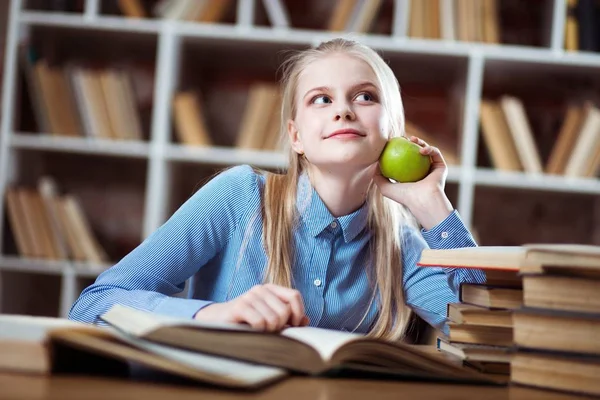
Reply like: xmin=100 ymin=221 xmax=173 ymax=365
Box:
xmin=15 ymin=12 xmax=600 ymax=67
xmin=165 ymin=144 xmax=287 ymax=169
xmin=19 ymin=11 xmax=162 ymax=34
xmin=10 ymin=133 xmax=151 ymax=158
xmin=474 ymin=168 xmax=600 ymax=195
xmin=0 ymin=255 xmax=108 ymax=278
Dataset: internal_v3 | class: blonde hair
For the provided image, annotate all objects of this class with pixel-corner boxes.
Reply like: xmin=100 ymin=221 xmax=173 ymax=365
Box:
xmin=262 ymin=38 xmax=416 ymax=341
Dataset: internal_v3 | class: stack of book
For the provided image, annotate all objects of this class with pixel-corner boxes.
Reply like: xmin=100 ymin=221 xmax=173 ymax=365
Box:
xmin=418 ymin=244 xmax=600 ymax=397
xmin=419 ymin=247 xmax=522 ymax=376
xmin=511 ymin=244 xmax=600 ymax=397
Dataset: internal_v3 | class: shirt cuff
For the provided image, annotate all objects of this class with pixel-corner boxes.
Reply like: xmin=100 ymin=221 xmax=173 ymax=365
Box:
xmin=153 ymin=297 xmax=214 ymax=319
xmin=420 ymin=210 xmax=477 ymax=250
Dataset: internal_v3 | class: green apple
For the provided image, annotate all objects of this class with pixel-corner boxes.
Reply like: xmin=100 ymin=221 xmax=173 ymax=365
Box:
xmin=379 ymin=137 xmax=432 ymax=182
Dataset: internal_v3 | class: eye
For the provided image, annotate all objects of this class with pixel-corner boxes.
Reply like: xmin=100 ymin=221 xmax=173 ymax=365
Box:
xmin=312 ymin=95 xmax=332 ymax=105
xmin=355 ymin=92 xmax=375 ymax=102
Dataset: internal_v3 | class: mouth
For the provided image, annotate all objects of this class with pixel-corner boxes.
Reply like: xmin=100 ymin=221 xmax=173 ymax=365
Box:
xmin=325 ymin=129 xmax=366 ymax=139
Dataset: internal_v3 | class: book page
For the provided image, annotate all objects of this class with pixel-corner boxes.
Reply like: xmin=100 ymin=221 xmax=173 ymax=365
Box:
xmin=524 ymin=244 xmax=600 ymax=257
xmin=418 ymin=246 xmax=524 ymax=269
xmin=0 ymin=315 xmax=83 ymax=341
xmin=111 ymin=329 xmax=286 ymax=385
xmin=101 ymin=304 xmax=256 ymax=337
xmin=50 ymin=328 xmax=286 ymax=388
xmin=281 ymin=326 xmax=363 ymax=361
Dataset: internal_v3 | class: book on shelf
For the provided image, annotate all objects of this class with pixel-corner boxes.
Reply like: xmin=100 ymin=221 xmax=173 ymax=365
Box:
xmin=235 ymin=83 xmax=281 ymax=151
xmin=117 ymin=0 xmax=147 ymax=18
xmin=148 ymin=0 xmax=233 ymax=22
xmin=562 ymin=102 xmax=600 ymax=178
xmin=498 ymin=96 xmax=543 ymax=174
xmin=4 ymin=177 xmax=109 ymax=263
xmin=19 ymin=44 xmax=146 ymax=141
xmin=172 ymin=91 xmax=213 ymax=147
xmin=479 ymin=99 xmax=523 ymax=171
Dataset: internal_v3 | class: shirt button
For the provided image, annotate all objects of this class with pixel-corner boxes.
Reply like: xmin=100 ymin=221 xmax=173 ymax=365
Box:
xmin=441 ymin=231 xmax=449 ymax=239
xmin=313 ymin=279 xmax=322 ymax=287
xmin=330 ymin=221 xmax=338 ymax=229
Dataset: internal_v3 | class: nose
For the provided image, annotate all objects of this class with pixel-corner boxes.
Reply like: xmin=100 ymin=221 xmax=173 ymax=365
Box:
xmin=334 ymin=105 xmax=356 ymax=121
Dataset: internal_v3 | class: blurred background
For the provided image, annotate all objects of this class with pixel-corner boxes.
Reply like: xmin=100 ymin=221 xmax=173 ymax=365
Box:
xmin=0 ymin=0 xmax=598 ymax=319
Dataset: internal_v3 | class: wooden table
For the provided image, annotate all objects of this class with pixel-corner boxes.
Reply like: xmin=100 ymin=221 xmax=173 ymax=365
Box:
xmin=0 ymin=372 xmax=585 ymax=400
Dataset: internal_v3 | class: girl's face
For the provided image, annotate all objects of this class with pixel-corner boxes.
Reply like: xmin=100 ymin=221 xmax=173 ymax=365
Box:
xmin=288 ymin=54 xmax=389 ymax=172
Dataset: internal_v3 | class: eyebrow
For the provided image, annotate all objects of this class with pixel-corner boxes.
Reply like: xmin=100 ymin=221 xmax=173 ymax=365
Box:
xmin=302 ymin=81 xmax=379 ymax=100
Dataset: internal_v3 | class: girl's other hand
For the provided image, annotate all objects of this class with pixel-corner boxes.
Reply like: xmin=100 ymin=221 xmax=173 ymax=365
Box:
xmin=194 ymin=284 xmax=310 ymax=332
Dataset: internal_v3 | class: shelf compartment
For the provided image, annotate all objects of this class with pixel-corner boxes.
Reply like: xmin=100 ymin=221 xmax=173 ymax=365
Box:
xmin=472 ymin=185 xmax=600 ymax=246
xmin=3 ymin=151 xmax=148 ymax=263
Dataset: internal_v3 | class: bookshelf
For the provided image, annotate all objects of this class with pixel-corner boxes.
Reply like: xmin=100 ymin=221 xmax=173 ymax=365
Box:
xmin=0 ymin=0 xmax=599 ymax=318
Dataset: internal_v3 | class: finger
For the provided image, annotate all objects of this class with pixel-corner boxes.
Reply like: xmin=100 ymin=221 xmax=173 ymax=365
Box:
xmin=264 ymin=284 xmax=306 ymax=327
xmin=258 ymin=286 xmax=292 ymax=328
xmin=233 ymin=300 xmax=266 ymax=330
xmin=409 ymin=136 xmax=428 ymax=148
xmin=422 ymin=145 xmax=446 ymax=167
xmin=246 ymin=292 xmax=282 ymax=332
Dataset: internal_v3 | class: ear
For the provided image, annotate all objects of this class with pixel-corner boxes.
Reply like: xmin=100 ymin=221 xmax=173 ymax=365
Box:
xmin=287 ymin=119 xmax=304 ymax=155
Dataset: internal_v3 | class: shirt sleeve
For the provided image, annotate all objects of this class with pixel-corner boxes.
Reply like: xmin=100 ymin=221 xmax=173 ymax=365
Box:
xmin=402 ymin=210 xmax=485 ymax=335
xmin=68 ymin=165 xmax=259 ymax=324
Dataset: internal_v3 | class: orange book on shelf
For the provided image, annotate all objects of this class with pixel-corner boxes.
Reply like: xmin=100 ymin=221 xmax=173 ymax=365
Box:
xmin=499 ymin=96 xmax=543 ymax=174
xmin=327 ymin=0 xmax=358 ymax=31
xmin=545 ymin=105 xmax=584 ymax=175
xmin=5 ymin=188 xmax=33 ymax=258
xmin=479 ymin=100 xmax=522 ymax=171
xmin=117 ymin=0 xmax=147 ymax=18
xmin=195 ymin=0 xmax=232 ymax=23
xmin=172 ymin=91 xmax=213 ymax=147
xmin=236 ymin=83 xmax=280 ymax=150
xmin=564 ymin=103 xmax=600 ymax=177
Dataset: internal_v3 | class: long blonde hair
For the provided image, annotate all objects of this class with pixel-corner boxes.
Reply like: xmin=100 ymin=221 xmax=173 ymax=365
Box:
xmin=262 ymin=38 xmax=417 ymax=341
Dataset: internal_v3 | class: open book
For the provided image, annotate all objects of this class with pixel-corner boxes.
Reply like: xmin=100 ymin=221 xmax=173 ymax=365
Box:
xmin=0 ymin=313 xmax=285 ymax=389
xmin=99 ymin=305 xmax=499 ymax=384
xmin=417 ymin=244 xmax=600 ymax=275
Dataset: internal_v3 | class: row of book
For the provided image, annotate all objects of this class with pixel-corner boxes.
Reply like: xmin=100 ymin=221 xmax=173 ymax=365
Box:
xmin=408 ymin=0 xmax=500 ymax=43
xmin=479 ymin=97 xmax=600 ymax=178
xmin=121 ymin=0 xmax=502 ymax=43
xmin=21 ymin=48 xmax=144 ymax=141
xmin=4 ymin=177 xmax=109 ymax=264
xmin=172 ymin=82 xmax=284 ymax=151
xmin=418 ymin=244 xmax=600 ymax=397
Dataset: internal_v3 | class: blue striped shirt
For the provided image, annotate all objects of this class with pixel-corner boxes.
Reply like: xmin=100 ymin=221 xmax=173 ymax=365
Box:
xmin=69 ymin=165 xmax=485 ymax=335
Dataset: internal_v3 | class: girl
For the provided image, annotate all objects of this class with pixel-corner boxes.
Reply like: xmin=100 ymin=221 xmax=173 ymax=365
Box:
xmin=70 ymin=38 xmax=485 ymax=341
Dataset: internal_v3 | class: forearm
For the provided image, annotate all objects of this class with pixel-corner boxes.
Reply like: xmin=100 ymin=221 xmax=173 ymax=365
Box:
xmin=408 ymin=188 xmax=453 ymax=231
xmin=68 ymin=284 xmax=212 ymax=324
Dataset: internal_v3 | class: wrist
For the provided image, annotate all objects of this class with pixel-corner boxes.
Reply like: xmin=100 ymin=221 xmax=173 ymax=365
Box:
xmin=409 ymin=189 xmax=453 ymax=230
xmin=193 ymin=302 xmax=218 ymax=320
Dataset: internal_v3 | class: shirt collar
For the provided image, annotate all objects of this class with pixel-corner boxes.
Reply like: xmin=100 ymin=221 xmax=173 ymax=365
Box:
xmin=296 ymin=172 xmax=369 ymax=243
